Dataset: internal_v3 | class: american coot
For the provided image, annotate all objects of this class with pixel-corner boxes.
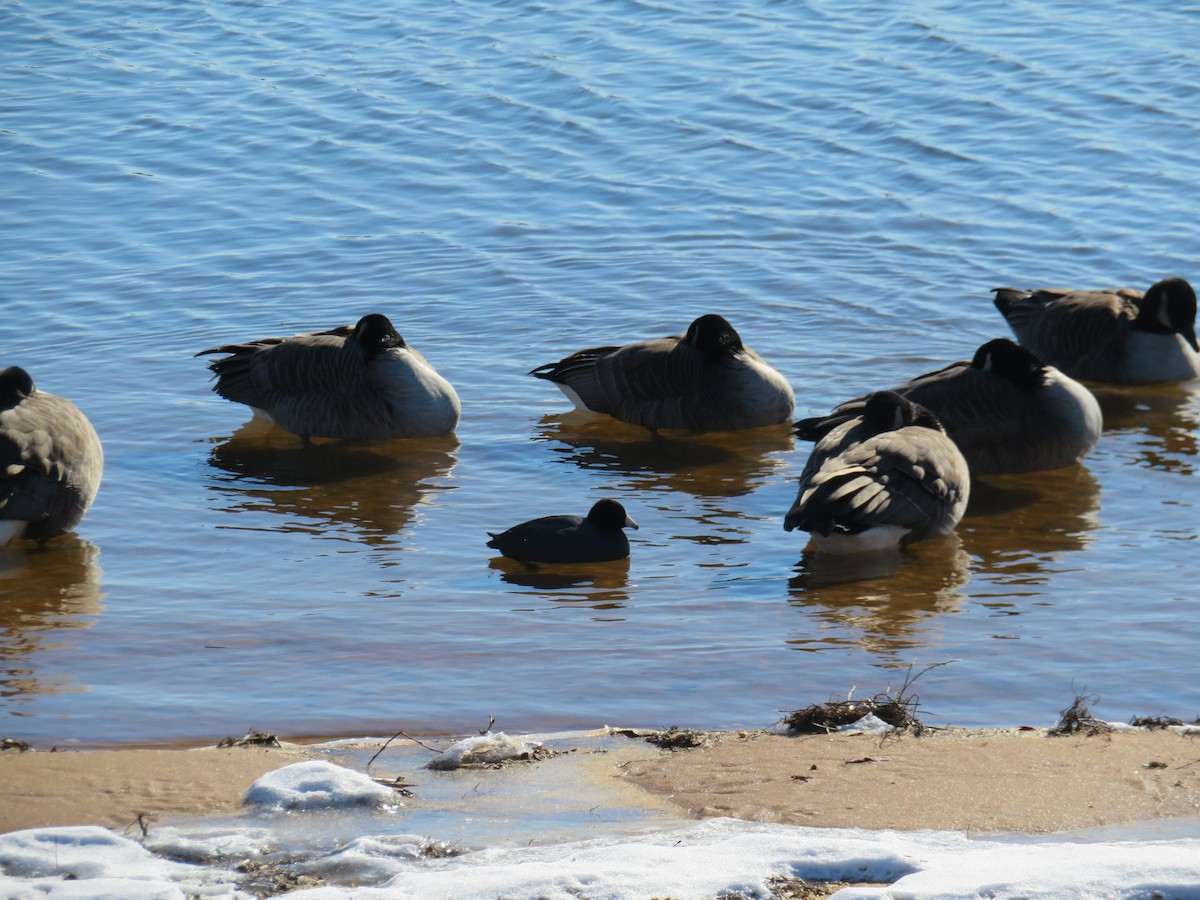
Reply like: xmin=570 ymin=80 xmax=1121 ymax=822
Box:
xmin=993 ymin=277 xmax=1200 ymax=384
xmin=794 ymin=338 xmax=1102 ymax=474
xmin=784 ymin=391 xmax=970 ymax=554
xmin=198 ymin=314 xmax=461 ymax=440
xmin=486 ymin=499 xmax=639 ymax=564
xmin=530 ymin=314 xmax=794 ymax=432
xmin=0 ymin=366 xmax=104 ymax=547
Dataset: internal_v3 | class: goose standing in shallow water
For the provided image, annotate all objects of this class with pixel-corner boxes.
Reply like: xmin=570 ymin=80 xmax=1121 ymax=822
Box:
xmin=530 ymin=314 xmax=794 ymax=432
xmin=784 ymin=391 xmax=969 ymax=554
xmin=0 ymin=366 xmax=103 ymax=547
xmin=486 ymin=499 xmax=639 ymax=564
xmin=794 ymin=338 xmax=1102 ymax=474
xmin=993 ymin=277 xmax=1200 ymax=384
xmin=198 ymin=314 xmax=461 ymax=440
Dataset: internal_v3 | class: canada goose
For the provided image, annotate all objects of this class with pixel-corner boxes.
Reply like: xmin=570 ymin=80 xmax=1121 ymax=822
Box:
xmin=530 ymin=314 xmax=794 ymax=432
xmin=794 ymin=339 xmax=1102 ymax=474
xmin=0 ymin=366 xmax=104 ymax=546
xmin=486 ymin=499 xmax=639 ymax=564
xmin=784 ymin=391 xmax=970 ymax=554
xmin=198 ymin=314 xmax=461 ymax=440
xmin=993 ymin=277 xmax=1200 ymax=384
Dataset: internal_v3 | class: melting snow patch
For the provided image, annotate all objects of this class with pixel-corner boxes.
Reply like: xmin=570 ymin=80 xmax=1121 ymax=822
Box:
xmin=243 ymin=760 xmax=397 ymax=811
xmin=426 ymin=731 xmax=542 ymax=770
xmin=0 ymin=826 xmax=240 ymax=898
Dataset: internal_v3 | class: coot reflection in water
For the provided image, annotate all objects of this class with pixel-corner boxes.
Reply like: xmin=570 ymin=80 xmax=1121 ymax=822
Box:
xmin=205 ymin=425 xmax=458 ymax=547
xmin=0 ymin=536 xmax=105 ymax=700
xmin=487 ymin=557 xmax=630 ymax=612
xmin=532 ymin=411 xmax=793 ymax=498
xmin=786 ymin=535 xmax=970 ymax=656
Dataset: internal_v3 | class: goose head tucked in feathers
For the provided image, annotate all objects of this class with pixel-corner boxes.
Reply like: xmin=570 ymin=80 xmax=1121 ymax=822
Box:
xmin=529 ymin=314 xmax=794 ymax=432
xmin=794 ymin=337 xmax=1100 ymax=475
xmin=0 ymin=366 xmax=104 ymax=546
xmin=784 ymin=391 xmax=970 ymax=553
xmin=198 ymin=314 xmax=461 ymax=440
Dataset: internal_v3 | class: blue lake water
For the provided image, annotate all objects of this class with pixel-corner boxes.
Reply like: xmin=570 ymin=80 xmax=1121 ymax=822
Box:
xmin=2 ymin=0 xmax=1199 ymax=746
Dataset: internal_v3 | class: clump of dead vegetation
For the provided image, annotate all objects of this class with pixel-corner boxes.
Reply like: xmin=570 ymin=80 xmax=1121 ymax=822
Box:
xmin=1 ymin=737 xmax=31 ymax=752
xmin=1049 ymin=694 xmax=1112 ymax=737
xmin=217 ymin=728 xmax=281 ymax=749
xmin=781 ymin=661 xmax=951 ymax=736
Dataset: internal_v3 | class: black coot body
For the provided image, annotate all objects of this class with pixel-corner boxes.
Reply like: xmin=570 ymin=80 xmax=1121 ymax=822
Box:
xmin=486 ymin=499 xmax=638 ymax=564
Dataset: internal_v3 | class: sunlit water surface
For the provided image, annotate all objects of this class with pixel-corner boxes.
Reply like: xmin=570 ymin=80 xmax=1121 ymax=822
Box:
xmin=3 ymin=0 xmax=1199 ymax=745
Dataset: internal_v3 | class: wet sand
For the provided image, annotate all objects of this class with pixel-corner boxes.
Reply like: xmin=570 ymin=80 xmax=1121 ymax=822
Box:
xmin=2 ymin=728 xmax=1199 ymax=836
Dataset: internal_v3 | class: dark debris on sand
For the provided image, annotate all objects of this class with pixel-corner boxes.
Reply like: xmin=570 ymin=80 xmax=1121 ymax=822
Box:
xmin=233 ymin=859 xmax=322 ymax=897
xmin=1 ymin=737 xmax=32 ymax=752
xmin=217 ymin=728 xmax=282 ymax=749
xmin=614 ymin=726 xmax=708 ymax=750
xmin=1129 ymin=714 xmax=1200 ymax=730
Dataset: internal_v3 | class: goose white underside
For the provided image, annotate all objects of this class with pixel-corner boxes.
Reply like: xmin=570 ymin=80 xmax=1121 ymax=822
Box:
xmin=1120 ymin=333 xmax=1200 ymax=383
xmin=0 ymin=520 xmax=29 ymax=547
xmin=374 ymin=349 xmax=462 ymax=434
xmin=808 ymin=524 xmax=912 ymax=555
xmin=554 ymin=383 xmax=593 ymax=413
xmin=1043 ymin=368 xmax=1104 ymax=456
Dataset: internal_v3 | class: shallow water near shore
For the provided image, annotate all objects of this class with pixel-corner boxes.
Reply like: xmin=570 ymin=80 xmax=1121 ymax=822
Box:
xmin=3 ymin=0 xmax=1200 ymax=747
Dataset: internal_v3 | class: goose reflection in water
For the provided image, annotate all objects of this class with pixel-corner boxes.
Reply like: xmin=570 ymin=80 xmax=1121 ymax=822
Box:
xmin=532 ymin=411 xmax=793 ymax=498
xmin=960 ymin=464 xmax=1102 ymax=578
xmin=487 ymin=557 xmax=630 ymax=611
xmin=205 ymin=424 xmax=458 ymax=547
xmin=0 ymin=536 xmax=105 ymax=700
xmin=1091 ymin=383 xmax=1200 ymax=476
xmin=787 ymin=535 xmax=970 ymax=656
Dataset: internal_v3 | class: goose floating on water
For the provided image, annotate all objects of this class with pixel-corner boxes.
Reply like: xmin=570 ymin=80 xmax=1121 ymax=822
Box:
xmin=784 ymin=391 xmax=970 ymax=554
xmin=992 ymin=277 xmax=1200 ymax=384
xmin=486 ymin=498 xmax=639 ymax=564
xmin=794 ymin=338 xmax=1102 ymax=475
xmin=198 ymin=314 xmax=461 ymax=440
xmin=530 ymin=314 xmax=794 ymax=432
xmin=0 ymin=366 xmax=104 ymax=547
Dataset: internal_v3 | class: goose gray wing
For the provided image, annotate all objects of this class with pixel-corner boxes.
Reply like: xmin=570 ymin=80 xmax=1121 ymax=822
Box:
xmin=199 ymin=329 xmax=361 ymax=413
xmin=787 ymin=428 xmax=968 ymax=540
xmin=0 ymin=392 xmax=103 ymax=539
xmin=533 ymin=335 xmax=709 ymax=430
xmin=792 ymin=413 xmax=882 ymax=496
xmin=530 ymin=344 xmax=627 ymax=415
xmin=993 ymin=287 xmax=1140 ymax=377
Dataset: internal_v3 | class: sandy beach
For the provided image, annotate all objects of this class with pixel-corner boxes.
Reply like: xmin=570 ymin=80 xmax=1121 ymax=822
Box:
xmin=3 ymin=727 xmax=1199 ymax=837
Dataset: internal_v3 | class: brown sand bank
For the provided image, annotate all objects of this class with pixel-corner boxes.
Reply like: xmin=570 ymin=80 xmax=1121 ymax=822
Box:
xmin=621 ymin=728 xmax=1200 ymax=834
xmin=0 ymin=744 xmax=322 ymax=833
xmin=2 ymin=728 xmax=1199 ymax=836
